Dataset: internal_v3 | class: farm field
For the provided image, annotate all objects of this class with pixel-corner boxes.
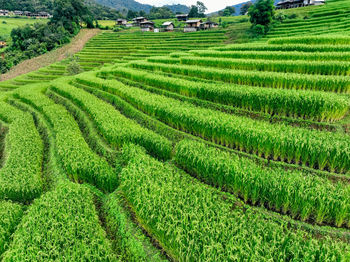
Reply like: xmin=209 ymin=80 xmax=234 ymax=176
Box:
xmin=0 ymin=18 xmax=47 ymax=40
xmin=0 ymin=0 xmax=350 ymax=260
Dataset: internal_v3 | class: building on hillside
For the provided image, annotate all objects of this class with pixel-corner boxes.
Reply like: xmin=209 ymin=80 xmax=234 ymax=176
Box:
xmin=140 ymin=21 xmax=155 ymax=32
xmin=14 ymin=11 xmax=23 ymax=16
xmin=133 ymin=17 xmax=148 ymax=26
xmin=176 ymin=14 xmax=188 ymax=21
xmin=162 ymin=21 xmax=174 ymax=31
xmin=116 ymin=19 xmax=127 ymax=26
xmin=0 ymin=10 xmax=9 ymax=16
xmin=24 ymin=11 xmax=31 ymax=17
xmin=200 ymin=21 xmax=219 ymax=30
xmin=38 ymin=11 xmax=51 ymax=18
xmin=184 ymin=19 xmax=202 ymax=32
xmin=276 ymin=0 xmax=325 ymax=9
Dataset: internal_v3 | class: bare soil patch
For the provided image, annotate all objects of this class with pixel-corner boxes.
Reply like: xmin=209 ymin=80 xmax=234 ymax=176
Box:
xmin=1 ymin=29 xmax=100 ymax=81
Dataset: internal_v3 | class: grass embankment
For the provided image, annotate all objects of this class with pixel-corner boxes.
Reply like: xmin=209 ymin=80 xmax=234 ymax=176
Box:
xmin=0 ymin=29 xmax=100 ymax=82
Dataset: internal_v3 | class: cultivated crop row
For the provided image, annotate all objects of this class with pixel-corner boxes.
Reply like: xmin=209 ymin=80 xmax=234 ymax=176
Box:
xmin=50 ymin=79 xmax=172 ymax=160
xmin=130 ymin=61 xmax=350 ymax=93
xmin=15 ymin=86 xmax=117 ymax=192
xmin=175 ymin=140 xmax=350 ymax=227
xmin=2 ymin=182 xmax=115 ymax=261
xmin=0 ymin=201 xmax=23 ymax=256
xmin=105 ymin=67 xmax=348 ymax=122
xmin=119 ymin=144 xmax=350 ymax=261
xmin=169 ymin=56 xmax=350 ymax=76
xmin=75 ymin=74 xmax=350 ymax=173
xmin=0 ymin=102 xmax=43 ymax=202
xmin=189 ymin=50 xmax=350 ymax=62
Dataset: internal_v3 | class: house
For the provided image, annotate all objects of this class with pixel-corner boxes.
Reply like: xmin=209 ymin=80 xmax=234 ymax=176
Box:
xmin=0 ymin=41 xmax=7 ymax=48
xmin=37 ymin=11 xmax=51 ymax=18
xmin=140 ymin=21 xmax=155 ymax=32
xmin=14 ymin=11 xmax=23 ymax=16
xmin=184 ymin=19 xmax=202 ymax=32
xmin=200 ymin=21 xmax=219 ymax=30
xmin=276 ymin=0 xmax=325 ymax=9
xmin=133 ymin=17 xmax=147 ymax=26
xmin=0 ymin=10 xmax=9 ymax=16
xmin=162 ymin=21 xmax=174 ymax=31
xmin=176 ymin=14 xmax=188 ymax=21
xmin=24 ymin=11 xmax=32 ymax=17
xmin=116 ymin=19 xmax=127 ymax=26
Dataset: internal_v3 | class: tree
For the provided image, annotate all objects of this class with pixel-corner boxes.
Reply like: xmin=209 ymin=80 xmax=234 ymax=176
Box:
xmin=188 ymin=5 xmax=199 ymax=18
xmin=197 ymin=1 xmax=207 ymax=14
xmin=248 ymin=0 xmax=275 ymax=28
xmin=189 ymin=1 xmax=207 ymax=18
xmin=127 ymin=10 xmax=137 ymax=20
xmin=222 ymin=6 xmax=235 ymax=16
xmin=149 ymin=7 xmax=174 ymax=19
xmin=240 ymin=1 xmax=253 ymax=15
xmin=50 ymin=0 xmax=93 ymax=34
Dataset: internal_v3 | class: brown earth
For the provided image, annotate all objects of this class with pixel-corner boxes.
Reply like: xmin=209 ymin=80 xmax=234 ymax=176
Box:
xmin=0 ymin=29 xmax=100 ymax=81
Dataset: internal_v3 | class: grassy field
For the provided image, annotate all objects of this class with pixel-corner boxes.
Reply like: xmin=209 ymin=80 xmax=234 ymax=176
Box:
xmin=0 ymin=0 xmax=349 ymax=260
xmin=0 ymin=18 xmax=47 ymax=40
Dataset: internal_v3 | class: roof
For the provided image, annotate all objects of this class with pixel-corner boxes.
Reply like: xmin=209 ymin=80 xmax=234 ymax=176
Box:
xmin=186 ymin=19 xmax=202 ymax=23
xmin=176 ymin=14 xmax=188 ymax=17
xmin=136 ymin=17 xmax=146 ymax=20
xmin=162 ymin=22 xmax=174 ymax=26
xmin=277 ymin=0 xmax=302 ymax=4
xmin=117 ymin=18 xmax=126 ymax=21
xmin=140 ymin=21 xmax=154 ymax=25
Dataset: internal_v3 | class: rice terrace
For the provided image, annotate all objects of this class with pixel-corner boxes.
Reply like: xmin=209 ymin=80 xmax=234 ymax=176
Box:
xmin=0 ymin=0 xmax=350 ymax=260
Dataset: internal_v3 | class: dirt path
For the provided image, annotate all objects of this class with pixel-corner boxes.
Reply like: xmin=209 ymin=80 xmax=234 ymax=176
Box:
xmin=1 ymin=29 xmax=100 ymax=81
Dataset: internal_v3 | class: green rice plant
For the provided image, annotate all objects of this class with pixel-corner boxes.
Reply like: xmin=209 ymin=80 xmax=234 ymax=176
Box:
xmin=119 ymin=143 xmax=350 ymax=261
xmin=130 ymin=61 xmax=350 ymax=93
xmin=175 ymin=139 xmax=350 ymax=227
xmin=190 ymin=50 xmax=350 ymax=62
xmin=0 ymin=112 xmax=43 ymax=202
xmin=0 ymin=201 xmax=23 ymax=256
xmin=104 ymin=191 xmax=166 ymax=262
xmin=15 ymin=86 xmax=117 ymax=192
xmin=214 ymin=43 xmax=350 ymax=53
xmin=104 ymin=67 xmax=349 ymax=122
xmin=174 ymin=56 xmax=350 ymax=76
xmin=50 ymin=79 xmax=172 ymax=160
xmin=2 ymin=182 xmax=116 ymax=261
xmin=269 ymin=36 xmax=350 ymax=45
xmin=75 ymin=74 xmax=350 ymax=173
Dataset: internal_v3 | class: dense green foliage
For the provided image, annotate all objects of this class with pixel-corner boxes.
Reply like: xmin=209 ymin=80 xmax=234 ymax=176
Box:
xmin=0 ymin=103 xmax=43 ymax=202
xmin=2 ymin=182 xmax=115 ymax=261
xmin=0 ymin=201 xmax=23 ymax=256
xmin=119 ymin=144 xmax=350 ymax=261
xmin=0 ymin=4 xmax=349 ymax=260
xmin=0 ymin=0 xmax=94 ymax=74
xmin=15 ymin=86 xmax=117 ymax=192
xmin=248 ymin=0 xmax=275 ymax=34
xmin=104 ymin=192 xmax=165 ymax=261
xmin=105 ymin=66 xmax=348 ymax=122
xmin=130 ymin=61 xmax=350 ymax=93
xmin=75 ymin=74 xmax=350 ymax=173
xmin=50 ymin=79 xmax=172 ymax=160
xmin=175 ymin=140 xmax=350 ymax=227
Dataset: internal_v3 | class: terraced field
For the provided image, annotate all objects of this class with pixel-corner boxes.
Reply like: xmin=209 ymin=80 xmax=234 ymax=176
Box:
xmin=0 ymin=30 xmax=227 ymax=90
xmin=0 ymin=3 xmax=350 ymax=260
xmin=269 ymin=0 xmax=350 ymax=37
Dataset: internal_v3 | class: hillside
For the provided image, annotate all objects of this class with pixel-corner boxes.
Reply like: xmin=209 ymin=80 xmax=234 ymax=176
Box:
xmin=212 ymin=0 xmax=279 ymax=16
xmin=95 ymin=0 xmax=189 ymax=13
xmin=0 ymin=0 xmax=349 ymax=260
